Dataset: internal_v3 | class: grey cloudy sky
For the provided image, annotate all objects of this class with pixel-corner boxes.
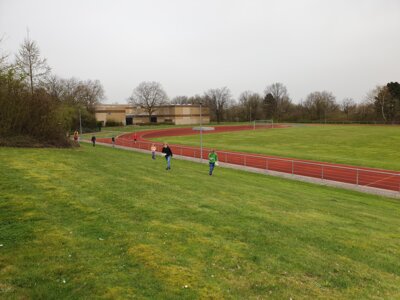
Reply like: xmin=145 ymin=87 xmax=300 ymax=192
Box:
xmin=1 ymin=0 xmax=399 ymax=104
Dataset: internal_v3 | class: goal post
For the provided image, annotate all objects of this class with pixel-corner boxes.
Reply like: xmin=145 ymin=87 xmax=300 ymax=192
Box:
xmin=253 ymin=119 xmax=274 ymax=130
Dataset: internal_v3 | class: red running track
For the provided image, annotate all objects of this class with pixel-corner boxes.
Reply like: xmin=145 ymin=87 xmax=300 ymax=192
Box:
xmin=98 ymin=125 xmax=400 ymax=193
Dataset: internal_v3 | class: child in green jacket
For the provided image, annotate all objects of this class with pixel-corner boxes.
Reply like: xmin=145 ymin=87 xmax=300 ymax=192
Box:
xmin=208 ymin=150 xmax=218 ymax=175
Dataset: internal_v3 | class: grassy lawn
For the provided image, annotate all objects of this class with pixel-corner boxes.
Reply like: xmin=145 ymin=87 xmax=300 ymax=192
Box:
xmin=80 ymin=125 xmax=179 ymax=140
xmin=80 ymin=122 xmax=249 ymax=140
xmin=153 ymin=125 xmax=400 ymax=171
xmin=1 ymin=144 xmax=400 ymax=299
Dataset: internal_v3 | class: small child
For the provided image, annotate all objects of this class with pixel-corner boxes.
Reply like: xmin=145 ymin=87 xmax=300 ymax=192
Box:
xmin=91 ymin=135 xmax=96 ymax=147
xmin=73 ymin=130 xmax=79 ymax=144
xmin=133 ymin=132 xmax=138 ymax=144
xmin=208 ymin=149 xmax=218 ymax=175
xmin=151 ymin=144 xmax=157 ymax=159
xmin=111 ymin=136 xmax=115 ymax=148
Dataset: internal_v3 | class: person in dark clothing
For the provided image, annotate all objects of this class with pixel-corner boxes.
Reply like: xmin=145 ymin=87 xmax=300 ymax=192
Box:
xmin=91 ymin=136 xmax=96 ymax=147
xmin=161 ymin=143 xmax=173 ymax=170
xmin=111 ymin=136 xmax=115 ymax=148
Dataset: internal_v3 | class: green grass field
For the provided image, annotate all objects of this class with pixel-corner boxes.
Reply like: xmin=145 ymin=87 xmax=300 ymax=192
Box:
xmin=80 ymin=124 xmax=179 ymax=140
xmin=153 ymin=125 xmax=400 ymax=171
xmin=1 ymin=144 xmax=400 ymax=299
xmin=80 ymin=122 xmax=249 ymax=140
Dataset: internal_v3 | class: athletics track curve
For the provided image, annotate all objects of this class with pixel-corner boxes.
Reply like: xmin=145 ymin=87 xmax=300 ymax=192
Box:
xmin=97 ymin=125 xmax=400 ymax=193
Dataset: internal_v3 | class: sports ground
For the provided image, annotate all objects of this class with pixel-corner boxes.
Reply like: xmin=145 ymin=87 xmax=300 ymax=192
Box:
xmin=99 ymin=124 xmax=400 ymax=193
xmin=1 ymin=124 xmax=400 ymax=299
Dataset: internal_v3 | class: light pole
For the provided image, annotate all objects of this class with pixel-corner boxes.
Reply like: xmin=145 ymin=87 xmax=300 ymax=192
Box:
xmin=79 ymin=108 xmax=82 ymax=135
xmin=200 ymin=102 xmax=203 ymax=162
xmin=249 ymin=104 xmax=252 ymax=123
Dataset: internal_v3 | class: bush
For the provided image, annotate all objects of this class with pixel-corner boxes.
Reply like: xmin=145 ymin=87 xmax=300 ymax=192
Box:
xmin=105 ymin=120 xmax=123 ymax=127
xmin=96 ymin=121 xmax=103 ymax=131
xmin=0 ymin=70 xmax=72 ymax=147
xmin=0 ymin=135 xmax=72 ymax=148
xmin=139 ymin=122 xmax=174 ymax=126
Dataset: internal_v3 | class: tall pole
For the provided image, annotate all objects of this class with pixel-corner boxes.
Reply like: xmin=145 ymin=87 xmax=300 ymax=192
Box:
xmin=249 ymin=105 xmax=252 ymax=123
xmin=79 ymin=108 xmax=82 ymax=134
xmin=200 ymin=103 xmax=203 ymax=163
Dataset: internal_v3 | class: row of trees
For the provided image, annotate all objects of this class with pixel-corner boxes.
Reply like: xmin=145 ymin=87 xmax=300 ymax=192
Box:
xmin=0 ymin=36 xmax=104 ymax=146
xmin=2 ymin=36 xmax=398 ymax=146
xmin=228 ymin=83 xmax=399 ymax=123
xmin=131 ymin=81 xmax=400 ymax=124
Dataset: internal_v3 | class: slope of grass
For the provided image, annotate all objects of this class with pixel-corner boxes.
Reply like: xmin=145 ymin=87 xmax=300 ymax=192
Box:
xmin=80 ymin=122 xmax=249 ymax=140
xmin=153 ymin=125 xmax=400 ymax=170
xmin=80 ymin=125 xmax=179 ymax=140
xmin=1 ymin=144 xmax=400 ymax=299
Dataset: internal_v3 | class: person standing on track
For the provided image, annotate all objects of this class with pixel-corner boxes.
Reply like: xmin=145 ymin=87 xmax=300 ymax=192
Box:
xmin=133 ymin=132 xmax=138 ymax=144
xmin=111 ymin=136 xmax=115 ymax=147
xmin=162 ymin=143 xmax=173 ymax=170
xmin=208 ymin=149 xmax=218 ymax=175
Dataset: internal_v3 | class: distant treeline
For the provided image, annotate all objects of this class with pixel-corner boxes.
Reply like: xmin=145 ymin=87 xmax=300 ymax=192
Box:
xmin=1 ymin=36 xmax=399 ymax=147
xmin=0 ymin=37 xmax=104 ymax=147
xmin=171 ymin=82 xmax=400 ymax=124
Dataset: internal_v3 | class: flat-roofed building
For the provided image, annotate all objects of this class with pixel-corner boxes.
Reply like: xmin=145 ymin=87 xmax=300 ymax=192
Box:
xmin=95 ymin=104 xmax=210 ymax=126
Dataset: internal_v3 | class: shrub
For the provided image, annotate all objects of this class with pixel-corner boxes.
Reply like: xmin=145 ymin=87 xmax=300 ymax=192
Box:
xmin=0 ymin=70 xmax=71 ymax=147
xmin=105 ymin=120 xmax=123 ymax=127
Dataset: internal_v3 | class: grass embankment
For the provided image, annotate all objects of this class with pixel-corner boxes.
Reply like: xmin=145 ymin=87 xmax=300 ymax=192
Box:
xmin=153 ymin=125 xmax=400 ymax=171
xmin=80 ymin=122 xmax=250 ymax=140
xmin=1 ymin=144 xmax=400 ymax=299
xmin=81 ymin=124 xmax=183 ymax=140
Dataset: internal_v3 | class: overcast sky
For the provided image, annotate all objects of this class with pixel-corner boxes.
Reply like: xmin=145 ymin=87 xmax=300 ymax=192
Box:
xmin=1 ymin=0 xmax=399 ymax=104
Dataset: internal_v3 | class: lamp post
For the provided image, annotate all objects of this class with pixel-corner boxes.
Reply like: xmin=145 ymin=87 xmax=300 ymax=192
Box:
xmin=79 ymin=108 xmax=82 ymax=135
xmin=249 ymin=104 xmax=252 ymax=122
xmin=200 ymin=102 xmax=203 ymax=162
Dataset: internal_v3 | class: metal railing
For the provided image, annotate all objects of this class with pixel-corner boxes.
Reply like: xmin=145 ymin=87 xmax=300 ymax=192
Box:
xmin=112 ymin=138 xmax=400 ymax=193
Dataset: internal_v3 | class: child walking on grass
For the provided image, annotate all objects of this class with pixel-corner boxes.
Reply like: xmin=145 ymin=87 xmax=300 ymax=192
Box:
xmin=208 ymin=149 xmax=218 ymax=175
xmin=151 ymin=144 xmax=157 ymax=159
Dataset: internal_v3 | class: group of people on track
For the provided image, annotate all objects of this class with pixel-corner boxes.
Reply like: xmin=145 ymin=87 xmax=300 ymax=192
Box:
xmin=73 ymin=130 xmax=219 ymax=175
xmin=155 ymin=143 xmax=219 ymax=175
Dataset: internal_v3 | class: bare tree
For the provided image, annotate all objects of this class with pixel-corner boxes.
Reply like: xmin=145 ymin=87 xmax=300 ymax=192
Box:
xmin=204 ymin=87 xmax=232 ymax=123
xmin=188 ymin=94 xmax=204 ymax=105
xmin=75 ymin=79 xmax=105 ymax=112
xmin=341 ymin=98 xmax=356 ymax=120
xmin=304 ymin=91 xmax=337 ymax=121
xmin=129 ymin=81 xmax=168 ymax=122
xmin=355 ymin=99 xmax=375 ymax=121
xmin=371 ymin=85 xmax=392 ymax=122
xmin=264 ymin=83 xmax=292 ymax=120
xmin=60 ymin=77 xmax=80 ymax=104
xmin=44 ymin=75 xmax=64 ymax=101
xmin=44 ymin=76 xmax=104 ymax=110
xmin=15 ymin=36 xmax=50 ymax=96
xmin=239 ymin=91 xmax=262 ymax=121
xmin=171 ymin=95 xmax=189 ymax=104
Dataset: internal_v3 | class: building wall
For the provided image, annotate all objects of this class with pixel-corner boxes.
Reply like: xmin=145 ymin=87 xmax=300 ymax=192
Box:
xmin=95 ymin=105 xmax=131 ymax=125
xmin=96 ymin=112 xmax=108 ymax=125
xmin=95 ymin=104 xmax=210 ymax=126
xmin=174 ymin=115 xmax=210 ymax=125
xmin=95 ymin=111 xmax=127 ymax=125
